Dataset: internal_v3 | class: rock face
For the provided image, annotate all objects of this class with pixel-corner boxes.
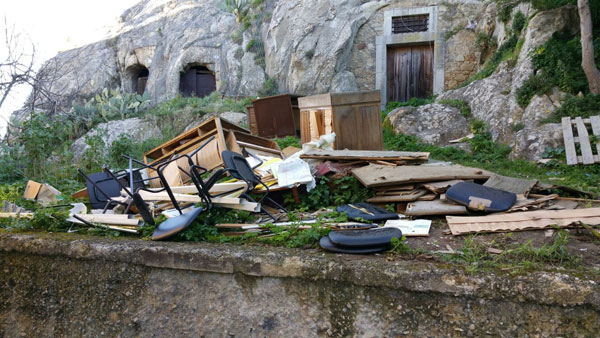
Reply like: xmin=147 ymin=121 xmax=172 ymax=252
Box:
xmin=387 ymin=5 xmax=579 ymax=160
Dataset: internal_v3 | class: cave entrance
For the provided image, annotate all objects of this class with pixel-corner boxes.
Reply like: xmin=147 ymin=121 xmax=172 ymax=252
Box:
xmin=179 ymin=65 xmax=216 ymax=98
xmin=133 ymin=66 xmax=149 ymax=95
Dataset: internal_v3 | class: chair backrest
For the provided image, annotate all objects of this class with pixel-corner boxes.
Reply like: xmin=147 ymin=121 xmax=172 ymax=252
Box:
xmin=81 ymin=171 xmax=123 ymax=209
xmin=222 ymin=150 xmax=259 ymax=185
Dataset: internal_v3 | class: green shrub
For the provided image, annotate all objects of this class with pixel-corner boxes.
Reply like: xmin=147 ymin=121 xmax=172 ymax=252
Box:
xmin=515 ymin=74 xmax=553 ymax=107
xmin=439 ymin=99 xmax=472 ymax=117
xmin=91 ymin=88 xmax=150 ymax=122
xmin=530 ymin=0 xmax=575 ymax=11
xmin=258 ymin=77 xmax=278 ymax=97
xmin=463 ymin=34 xmax=518 ymax=85
xmin=383 ymin=96 xmax=436 ymax=116
xmin=274 ymin=136 xmax=301 ymax=149
xmin=545 ymin=94 xmax=600 ymax=122
xmin=511 ymin=11 xmax=526 ymax=34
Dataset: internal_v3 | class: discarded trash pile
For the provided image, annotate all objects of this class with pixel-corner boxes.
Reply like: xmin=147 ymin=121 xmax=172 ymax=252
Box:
xmin=2 ymin=91 xmax=599 ymax=255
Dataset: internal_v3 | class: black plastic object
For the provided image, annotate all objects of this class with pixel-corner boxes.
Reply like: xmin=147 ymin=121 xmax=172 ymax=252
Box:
xmin=151 ymin=206 xmax=205 ymax=240
xmin=328 ymin=228 xmax=403 ymax=249
xmin=319 ymin=236 xmax=390 ymax=254
xmin=446 ymin=181 xmax=517 ymax=212
xmin=84 ymin=172 xmax=123 ymax=209
xmin=336 ymin=203 xmax=399 ymax=222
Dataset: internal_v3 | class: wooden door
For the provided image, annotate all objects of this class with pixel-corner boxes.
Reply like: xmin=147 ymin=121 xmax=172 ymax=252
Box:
xmin=387 ymin=44 xmax=433 ymax=103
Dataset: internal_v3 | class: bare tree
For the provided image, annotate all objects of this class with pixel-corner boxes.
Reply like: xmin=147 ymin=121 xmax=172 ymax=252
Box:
xmin=578 ymin=0 xmax=600 ymax=94
xmin=0 ymin=17 xmax=36 ymax=116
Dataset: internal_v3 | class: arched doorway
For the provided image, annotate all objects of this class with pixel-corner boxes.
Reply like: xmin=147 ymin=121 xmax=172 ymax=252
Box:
xmin=127 ymin=65 xmax=149 ymax=95
xmin=179 ymin=65 xmax=216 ymax=98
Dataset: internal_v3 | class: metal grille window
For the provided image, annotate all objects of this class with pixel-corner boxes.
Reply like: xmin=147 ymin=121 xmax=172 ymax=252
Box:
xmin=392 ymin=14 xmax=429 ymax=34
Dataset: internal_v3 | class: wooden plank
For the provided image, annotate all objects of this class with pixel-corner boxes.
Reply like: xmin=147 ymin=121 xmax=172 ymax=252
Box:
xmin=71 ymin=188 xmax=89 ymax=199
xmin=23 ymin=180 xmax=42 ymax=200
xmin=448 ymin=207 xmax=600 ymax=224
xmin=71 ymin=214 xmax=142 ymax=226
xmin=561 ymin=117 xmax=578 ymax=165
xmin=483 ymin=174 xmax=537 ymax=196
xmin=282 ymin=146 xmax=301 ymax=158
xmin=590 ymin=115 xmax=600 ymax=159
xmin=300 ymin=149 xmax=429 ymax=161
xmin=0 ymin=212 xmax=33 ymax=219
xmin=352 ymin=164 xmax=491 ymax=189
xmin=405 ymin=200 xmax=467 ymax=216
xmin=447 ymin=208 xmax=600 ymax=235
xmin=422 ymin=180 xmax=463 ymax=194
xmin=506 ymin=194 xmax=558 ymax=212
xmin=575 ymin=117 xmax=595 ymax=164
xmin=367 ymin=190 xmax=428 ymax=203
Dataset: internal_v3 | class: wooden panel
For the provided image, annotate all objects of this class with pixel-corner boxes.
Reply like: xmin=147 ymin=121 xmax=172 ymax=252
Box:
xmin=575 ymin=117 xmax=595 ymax=164
xmin=251 ymin=94 xmax=298 ymax=138
xmin=299 ymin=149 xmax=429 ymax=161
xmin=406 ymin=200 xmax=467 ymax=216
xmin=562 ymin=117 xmax=578 ymax=165
xmin=387 ymin=44 xmax=433 ymax=103
xmin=591 ymin=115 xmax=600 ymax=157
xmin=352 ymin=164 xmax=491 ymax=188
xmin=483 ymin=174 xmax=537 ymax=196
xmin=300 ymin=110 xmax=311 ymax=144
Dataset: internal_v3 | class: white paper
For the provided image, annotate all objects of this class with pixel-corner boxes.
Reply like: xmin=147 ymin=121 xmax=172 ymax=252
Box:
xmin=276 ymin=158 xmax=316 ymax=191
xmin=384 ymin=219 xmax=431 ymax=236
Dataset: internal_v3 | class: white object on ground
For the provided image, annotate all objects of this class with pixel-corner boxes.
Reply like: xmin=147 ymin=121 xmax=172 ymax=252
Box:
xmin=384 ymin=219 xmax=432 ymax=236
xmin=276 ymin=158 xmax=316 ymax=191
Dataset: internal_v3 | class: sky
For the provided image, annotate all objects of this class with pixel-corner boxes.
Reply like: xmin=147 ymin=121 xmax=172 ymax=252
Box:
xmin=0 ymin=0 xmax=140 ymax=136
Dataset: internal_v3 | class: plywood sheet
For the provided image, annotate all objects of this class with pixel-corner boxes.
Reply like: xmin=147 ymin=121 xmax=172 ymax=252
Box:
xmin=483 ymin=174 xmax=537 ymax=196
xmin=447 ymin=207 xmax=600 ymax=235
xmin=23 ymin=180 xmax=42 ymax=200
xmin=352 ymin=164 xmax=491 ymax=189
xmin=300 ymin=149 xmax=429 ymax=161
xmin=406 ymin=200 xmax=467 ymax=216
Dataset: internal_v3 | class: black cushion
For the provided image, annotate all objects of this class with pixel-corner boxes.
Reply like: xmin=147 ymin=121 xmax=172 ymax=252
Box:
xmin=446 ymin=181 xmax=516 ymax=212
xmin=319 ymin=236 xmax=390 ymax=254
xmin=336 ymin=202 xmax=399 ymax=222
xmin=151 ymin=206 xmax=204 ymax=240
xmin=328 ymin=228 xmax=403 ymax=249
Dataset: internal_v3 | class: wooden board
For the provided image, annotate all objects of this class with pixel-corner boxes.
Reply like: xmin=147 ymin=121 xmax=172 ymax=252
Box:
xmin=23 ymin=180 xmax=42 ymax=200
xmin=387 ymin=44 xmax=433 ymax=103
xmin=352 ymin=164 xmax=491 ymax=189
xmin=562 ymin=115 xmax=600 ymax=165
xmin=562 ymin=117 xmax=578 ymax=165
xmin=483 ymin=174 xmax=537 ymax=196
xmin=405 ymin=200 xmax=467 ymax=216
xmin=575 ymin=117 xmax=595 ymax=164
xmin=282 ymin=146 xmax=301 ymax=158
xmin=300 ymin=149 xmax=429 ymax=161
xmin=447 ymin=207 xmax=600 ymax=235
xmin=366 ymin=189 xmax=427 ymax=203
xmin=422 ymin=180 xmax=463 ymax=194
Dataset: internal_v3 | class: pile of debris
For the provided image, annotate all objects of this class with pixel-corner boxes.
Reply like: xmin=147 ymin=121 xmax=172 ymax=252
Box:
xmin=2 ymin=91 xmax=599 ymax=254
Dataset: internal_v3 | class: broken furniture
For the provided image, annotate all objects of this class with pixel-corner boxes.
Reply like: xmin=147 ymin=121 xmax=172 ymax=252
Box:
xmin=246 ymin=94 xmax=302 ymax=138
xmin=222 ymin=150 xmax=286 ymax=220
xmin=143 ymin=116 xmax=283 ymax=188
xmin=23 ymin=180 xmax=62 ymax=206
xmin=562 ymin=115 xmax=600 ymax=165
xmin=319 ymin=228 xmax=402 ymax=254
xmin=336 ymin=203 xmax=399 ymax=222
xmin=300 ymin=149 xmax=429 ymax=164
xmin=77 ymin=170 xmax=132 ymax=211
xmin=298 ymin=90 xmax=383 ymax=150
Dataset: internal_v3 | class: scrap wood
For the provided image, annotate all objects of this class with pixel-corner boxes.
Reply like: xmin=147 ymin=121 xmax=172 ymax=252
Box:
xmin=23 ymin=180 xmax=42 ymax=199
xmin=406 ymin=200 xmax=467 ymax=216
xmin=300 ymin=149 xmax=429 ymax=161
xmin=421 ymin=180 xmax=463 ymax=194
xmin=71 ymin=188 xmax=89 ymax=199
xmin=483 ymin=174 xmax=537 ymax=197
xmin=351 ymin=164 xmax=492 ymax=189
xmin=418 ymin=194 xmax=438 ymax=201
xmin=506 ymin=194 xmax=558 ymax=212
xmin=282 ymin=146 xmax=301 ymax=158
xmin=449 ymin=133 xmax=474 ymax=143
xmin=366 ymin=189 xmax=428 ymax=203
xmin=529 ymin=193 xmax=600 ymax=203
xmin=0 ymin=212 xmax=33 ymax=219
xmin=531 ymin=182 xmax=596 ymax=198
xmin=375 ymin=185 xmax=415 ymax=195
xmin=446 ymin=207 xmax=600 ymax=235
xmin=68 ymin=214 xmax=143 ymax=227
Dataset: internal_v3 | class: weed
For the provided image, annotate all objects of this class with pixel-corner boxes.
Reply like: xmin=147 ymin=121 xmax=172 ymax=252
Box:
xmin=512 ymin=122 xmax=525 ymax=132
xmin=545 ymin=94 xmax=600 ymax=122
xmin=274 ymin=136 xmax=301 ymax=149
xmin=439 ymin=99 xmax=471 ymax=117
xmin=305 ymin=49 xmax=315 ymax=59
xmin=390 ymin=236 xmax=410 ymax=254
xmin=258 ymin=77 xmax=278 ymax=97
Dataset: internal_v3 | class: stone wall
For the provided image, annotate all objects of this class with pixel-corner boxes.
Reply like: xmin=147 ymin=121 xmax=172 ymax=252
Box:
xmin=1 ymin=232 xmax=599 ymax=337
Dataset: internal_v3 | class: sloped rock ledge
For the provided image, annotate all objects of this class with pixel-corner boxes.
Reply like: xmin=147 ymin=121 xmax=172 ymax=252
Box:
xmin=1 ymin=232 xmax=599 ymax=336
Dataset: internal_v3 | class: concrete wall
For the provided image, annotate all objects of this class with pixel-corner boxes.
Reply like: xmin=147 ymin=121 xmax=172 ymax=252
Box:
xmin=1 ymin=232 xmax=599 ymax=337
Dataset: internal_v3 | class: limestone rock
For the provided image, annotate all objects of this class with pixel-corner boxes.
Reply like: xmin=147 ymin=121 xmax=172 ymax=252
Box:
xmin=386 ymin=104 xmax=470 ymax=145
xmin=513 ymin=124 xmax=563 ymax=160
xmin=70 ymin=118 xmax=162 ymax=161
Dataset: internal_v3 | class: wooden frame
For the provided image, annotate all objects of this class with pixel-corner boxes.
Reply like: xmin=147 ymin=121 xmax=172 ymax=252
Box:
xmin=562 ymin=115 xmax=600 ymax=165
xmin=298 ymin=90 xmax=383 ymax=150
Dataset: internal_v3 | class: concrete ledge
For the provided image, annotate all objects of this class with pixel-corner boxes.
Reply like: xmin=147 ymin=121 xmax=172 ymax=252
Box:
xmin=1 ymin=232 xmax=598 ymax=310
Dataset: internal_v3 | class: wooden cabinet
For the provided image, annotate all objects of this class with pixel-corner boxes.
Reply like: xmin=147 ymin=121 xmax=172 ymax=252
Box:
xmin=247 ymin=94 xmax=302 ymax=138
xmin=298 ymin=90 xmax=383 ymax=150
